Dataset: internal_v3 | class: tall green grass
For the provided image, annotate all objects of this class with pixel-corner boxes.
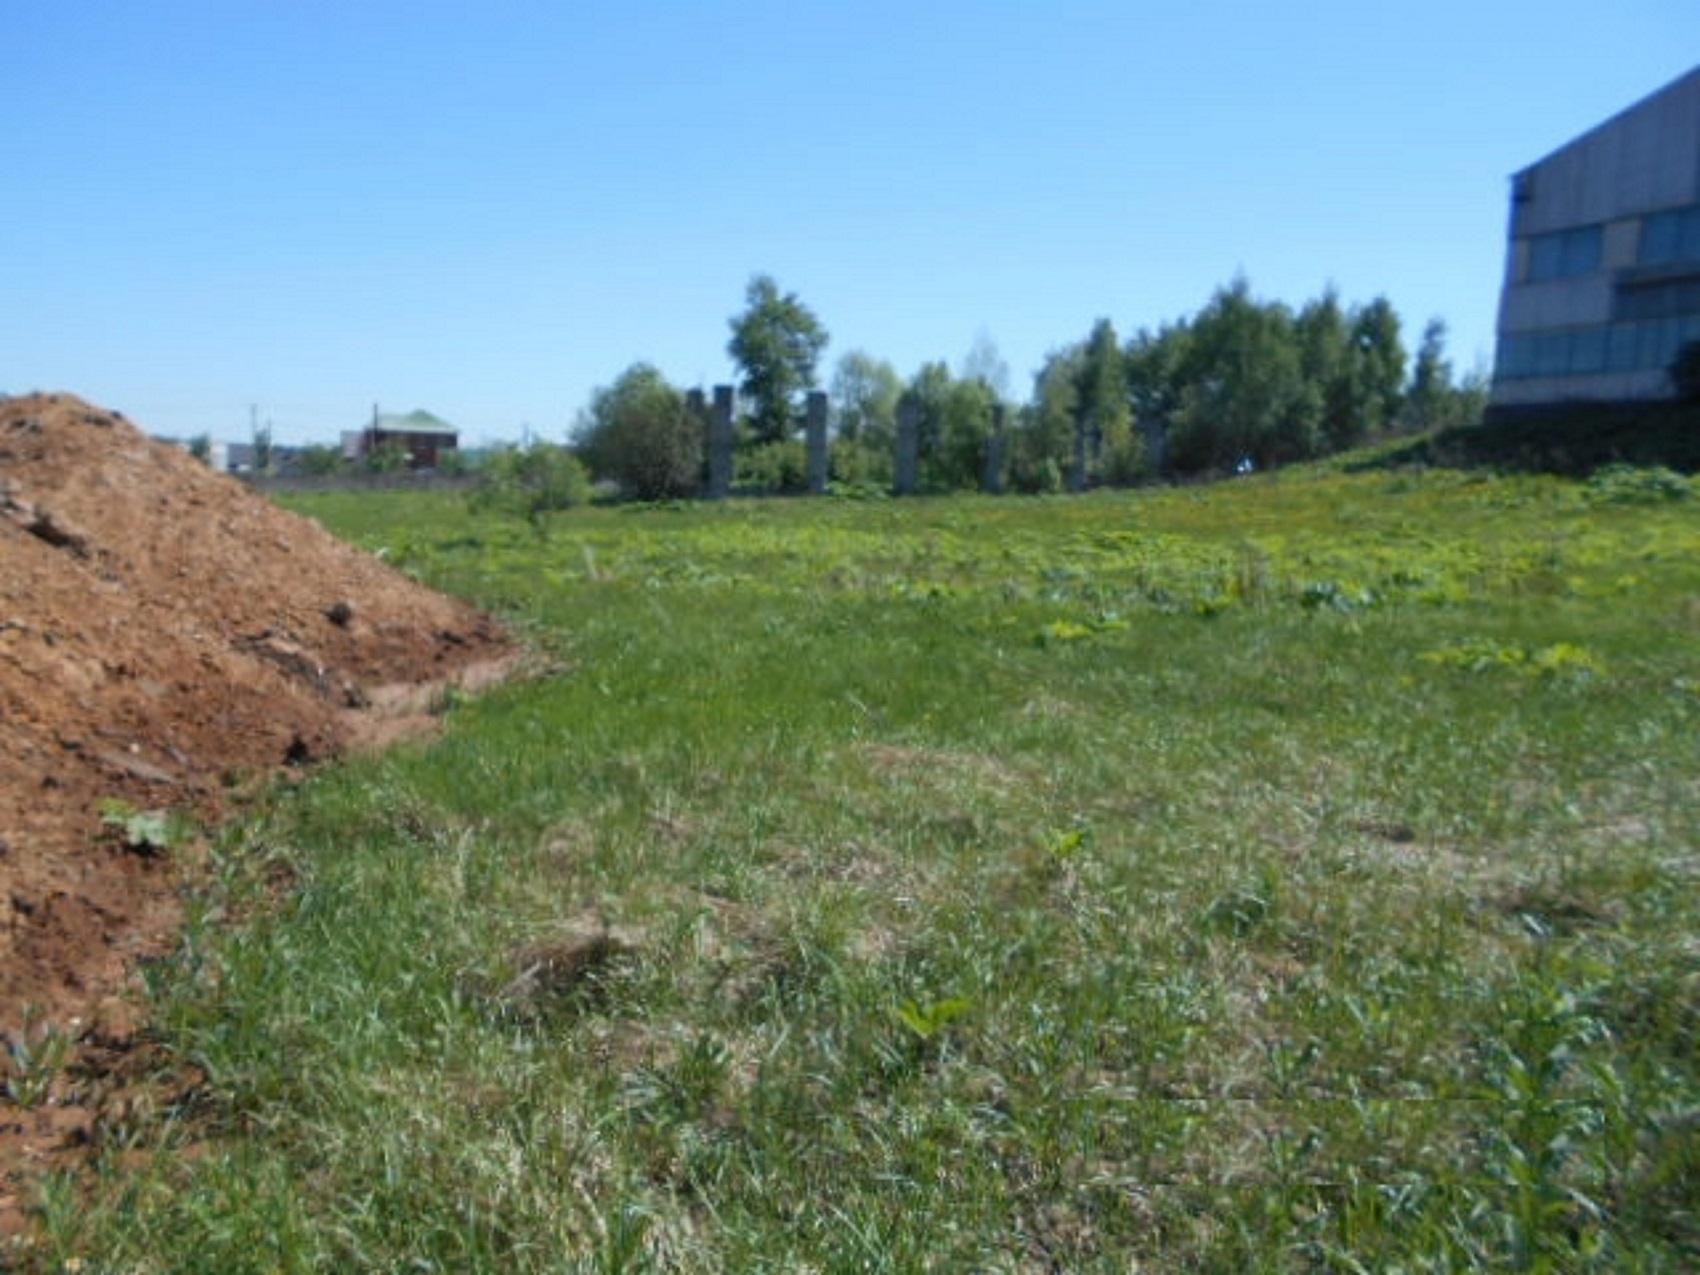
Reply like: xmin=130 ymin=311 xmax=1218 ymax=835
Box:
xmin=18 ymin=467 xmax=1700 ymax=1271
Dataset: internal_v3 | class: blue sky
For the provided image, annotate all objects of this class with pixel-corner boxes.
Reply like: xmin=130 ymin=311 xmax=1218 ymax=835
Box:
xmin=6 ymin=3 xmax=1698 ymax=445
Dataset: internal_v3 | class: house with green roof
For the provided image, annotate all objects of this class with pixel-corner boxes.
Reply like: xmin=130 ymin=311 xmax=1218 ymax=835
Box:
xmin=352 ymin=407 xmax=459 ymax=469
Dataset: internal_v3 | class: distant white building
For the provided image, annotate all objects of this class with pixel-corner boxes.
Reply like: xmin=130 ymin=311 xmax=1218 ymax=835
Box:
xmin=1491 ymin=65 xmax=1700 ymax=408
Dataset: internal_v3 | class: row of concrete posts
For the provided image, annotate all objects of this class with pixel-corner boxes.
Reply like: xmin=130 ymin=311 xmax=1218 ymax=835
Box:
xmin=684 ymin=386 xmax=1011 ymax=498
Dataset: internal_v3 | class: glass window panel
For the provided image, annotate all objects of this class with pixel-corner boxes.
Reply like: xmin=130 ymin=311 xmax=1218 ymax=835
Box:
xmin=1513 ymin=335 xmax=1535 ymax=378
xmin=1560 ymin=226 xmax=1601 ymax=276
xmin=1618 ymin=277 xmax=1700 ymax=322
xmin=1609 ymin=324 xmax=1640 ymax=372
xmin=1521 ymin=335 xmax=1543 ymax=377
xmin=1571 ymin=327 xmax=1607 ymax=374
xmin=1640 ymin=319 xmax=1679 ymax=369
xmin=1528 ymin=235 xmax=1563 ymax=281
xmin=1642 ymin=205 xmax=1700 ymax=264
xmin=1496 ymin=335 xmax=1522 ymax=379
xmin=1529 ymin=227 xmax=1604 ymax=280
xmin=1663 ymin=318 xmax=1687 ymax=368
xmin=1498 ymin=334 xmax=1537 ymax=379
xmin=1642 ymin=211 xmax=1680 ymax=263
xmin=1534 ymin=331 xmax=1568 ymax=376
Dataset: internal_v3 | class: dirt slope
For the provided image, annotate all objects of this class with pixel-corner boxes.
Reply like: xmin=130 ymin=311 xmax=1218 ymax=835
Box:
xmin=0 ymin=394 xmax=510 ymax=1213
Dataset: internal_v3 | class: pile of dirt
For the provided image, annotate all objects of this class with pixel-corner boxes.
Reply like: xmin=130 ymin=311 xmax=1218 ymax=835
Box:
xmin=0 ymin=393 xmax=511 ymax=1212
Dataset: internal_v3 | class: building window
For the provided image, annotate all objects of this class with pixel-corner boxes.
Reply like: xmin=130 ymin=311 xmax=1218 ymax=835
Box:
xmin=1536 ymin=330 xmax=1573 ymax=377
xmin=1617 ymin=275 xmax=1700 ymax=321
xmin=1497 ymin=319 xmax=1695 ymax=381
xmin=1641 ymin=205 xmax=1700 ymax=264
xmin=1526 ymin=225 xmax=1603 ymax=282
xmin=1608 ymin=324 xmax=1641 ymax=372
xmin=1639 ymin=319 xmax=1677 ymax=371
xmin=1571 ymin=326 xmax=1608 ymax=374
xmin=1496 ymin=333 xmax=1532 ymax=380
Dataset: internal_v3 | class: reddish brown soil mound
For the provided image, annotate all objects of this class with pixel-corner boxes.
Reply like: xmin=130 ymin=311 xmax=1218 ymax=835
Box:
xmin=0 ymin=394 xmax=510 ymax=1209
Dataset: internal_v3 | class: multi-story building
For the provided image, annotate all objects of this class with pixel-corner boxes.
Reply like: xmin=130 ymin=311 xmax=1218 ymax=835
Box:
xmin=1491 ymin=65 xmax=1700 ymax=409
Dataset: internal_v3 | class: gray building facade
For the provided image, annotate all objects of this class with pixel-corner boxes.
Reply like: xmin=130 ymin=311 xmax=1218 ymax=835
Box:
xmin=1491 ymin=65 xmax=1700 ymax=408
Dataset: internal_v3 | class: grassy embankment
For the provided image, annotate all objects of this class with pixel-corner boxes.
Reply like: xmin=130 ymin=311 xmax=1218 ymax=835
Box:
xmin=22 ymin=460 xmax=1700 ymax=1270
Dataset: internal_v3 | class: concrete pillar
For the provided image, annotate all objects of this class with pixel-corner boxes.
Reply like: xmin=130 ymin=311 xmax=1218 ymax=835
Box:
xmin=982 ymin=403 xmax=1007 ymax=494
xmin=686 ymin=389 xmax=709 ymax=498
xmin=707 ymin=385 xmax=735 ymax=500
xmin=805 ymin=390 xmax=829 ymax=495
xmin=894 ymin=399 xmax=920 ymax=496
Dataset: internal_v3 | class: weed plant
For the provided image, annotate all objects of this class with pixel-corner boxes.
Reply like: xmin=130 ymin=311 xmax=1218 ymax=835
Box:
xmin=20 ymin=467 xmax=1700 ymax=1270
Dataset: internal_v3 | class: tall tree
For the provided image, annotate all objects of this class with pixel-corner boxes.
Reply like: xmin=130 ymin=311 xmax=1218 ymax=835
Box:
xmin=1350 ymin=296 xmax=1406 ymax=438
xmin=1011 ymin=346 xmax=1083 ymax=493
xmin=830 ymin=350 xmax=902 ymax=447
xmin=900 ymin=361 xmax=952 ymax=485
xmin=896 ymin=362 xmax=996 ymax=491
xmin=1074 ymin=317 xmax=1138 ymax=486
xmin=937 ymin=375 xmax=998 ymax=491
xmin=1171 ymin=278 xmax=1317 ymax=471
xmin=1404 ymin=319 xmax=1489 ymax=430
xmin=1403 ymin=317 xmax=1453 ymax=432
xmin=1296 ymin=288 xmax=1356 ymax=453
xmin=1124 ymin=319 xmax=1192 ymax=476
xmin=727 ymin=275 xmax=829 ymax=445
xmin=958 ymin=330 xmax=1012 ymax=403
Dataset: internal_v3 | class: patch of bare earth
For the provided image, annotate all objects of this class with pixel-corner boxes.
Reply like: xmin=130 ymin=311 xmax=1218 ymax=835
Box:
xmin=0 ymin=393 xmax=515 ymax=1236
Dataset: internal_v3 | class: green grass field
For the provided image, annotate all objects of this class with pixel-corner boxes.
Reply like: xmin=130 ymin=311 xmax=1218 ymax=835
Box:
xmin=24 ymin=462 xmax=1700 ymax=1271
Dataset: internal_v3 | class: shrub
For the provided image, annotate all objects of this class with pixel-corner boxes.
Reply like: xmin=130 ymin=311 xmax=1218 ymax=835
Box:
xmin=573 ymin=364 xmax=703 ymax=501
xmin=295 ymin=444 xmax=348 ymax=476
xmin=1584 ymin=463 xmax=1693 ymax=505
xmin=364 ymin=439 xmax=410 ymax=474
xmin=830 ymin=436 xmax=893 ymax=489
xmin=470 ymin=442 xmax=591 ymax=525
xmin=736 ymin=439 xmax=807 ymax=493
xmin=1007 ymin=453 xmax=1064 ymax=495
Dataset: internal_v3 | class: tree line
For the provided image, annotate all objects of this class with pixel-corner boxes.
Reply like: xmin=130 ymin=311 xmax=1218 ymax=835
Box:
xmin=564 ymin=272 xmax=1487 ymax=501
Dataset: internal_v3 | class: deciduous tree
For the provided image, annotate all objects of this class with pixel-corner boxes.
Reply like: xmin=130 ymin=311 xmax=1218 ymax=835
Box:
xmin=899 ymin=362 xmax=997 ymax=491
xmin=727 ymin=275 xmax=829 ymax=445
xmin=830 ymin=349 xmax=902 ymax=488
xmin=1075 ymin=318 xmax=1139 ymax=486
xmin=1124 ymin=319 xmax=1192 ymax=476
xmin=830 ymin=350 xmax=902 ymax=447
xmin=1404 ymin=317 xmax=1454 ymax=431
xmin=1012 ymin=346 xmax=1082 ymax=493
xmin=1171 ymin=278 xmax=1317 ymax=471
xmin=1351 ymin=296 xmax=1406 ymax=437
xmin=958 ymin=331 xmax=1011 ymax=404
xmin=574 ymin=363 xmax=702 ymax=500
xmin=1296 ymin=288 xmax=1355 ymax=452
